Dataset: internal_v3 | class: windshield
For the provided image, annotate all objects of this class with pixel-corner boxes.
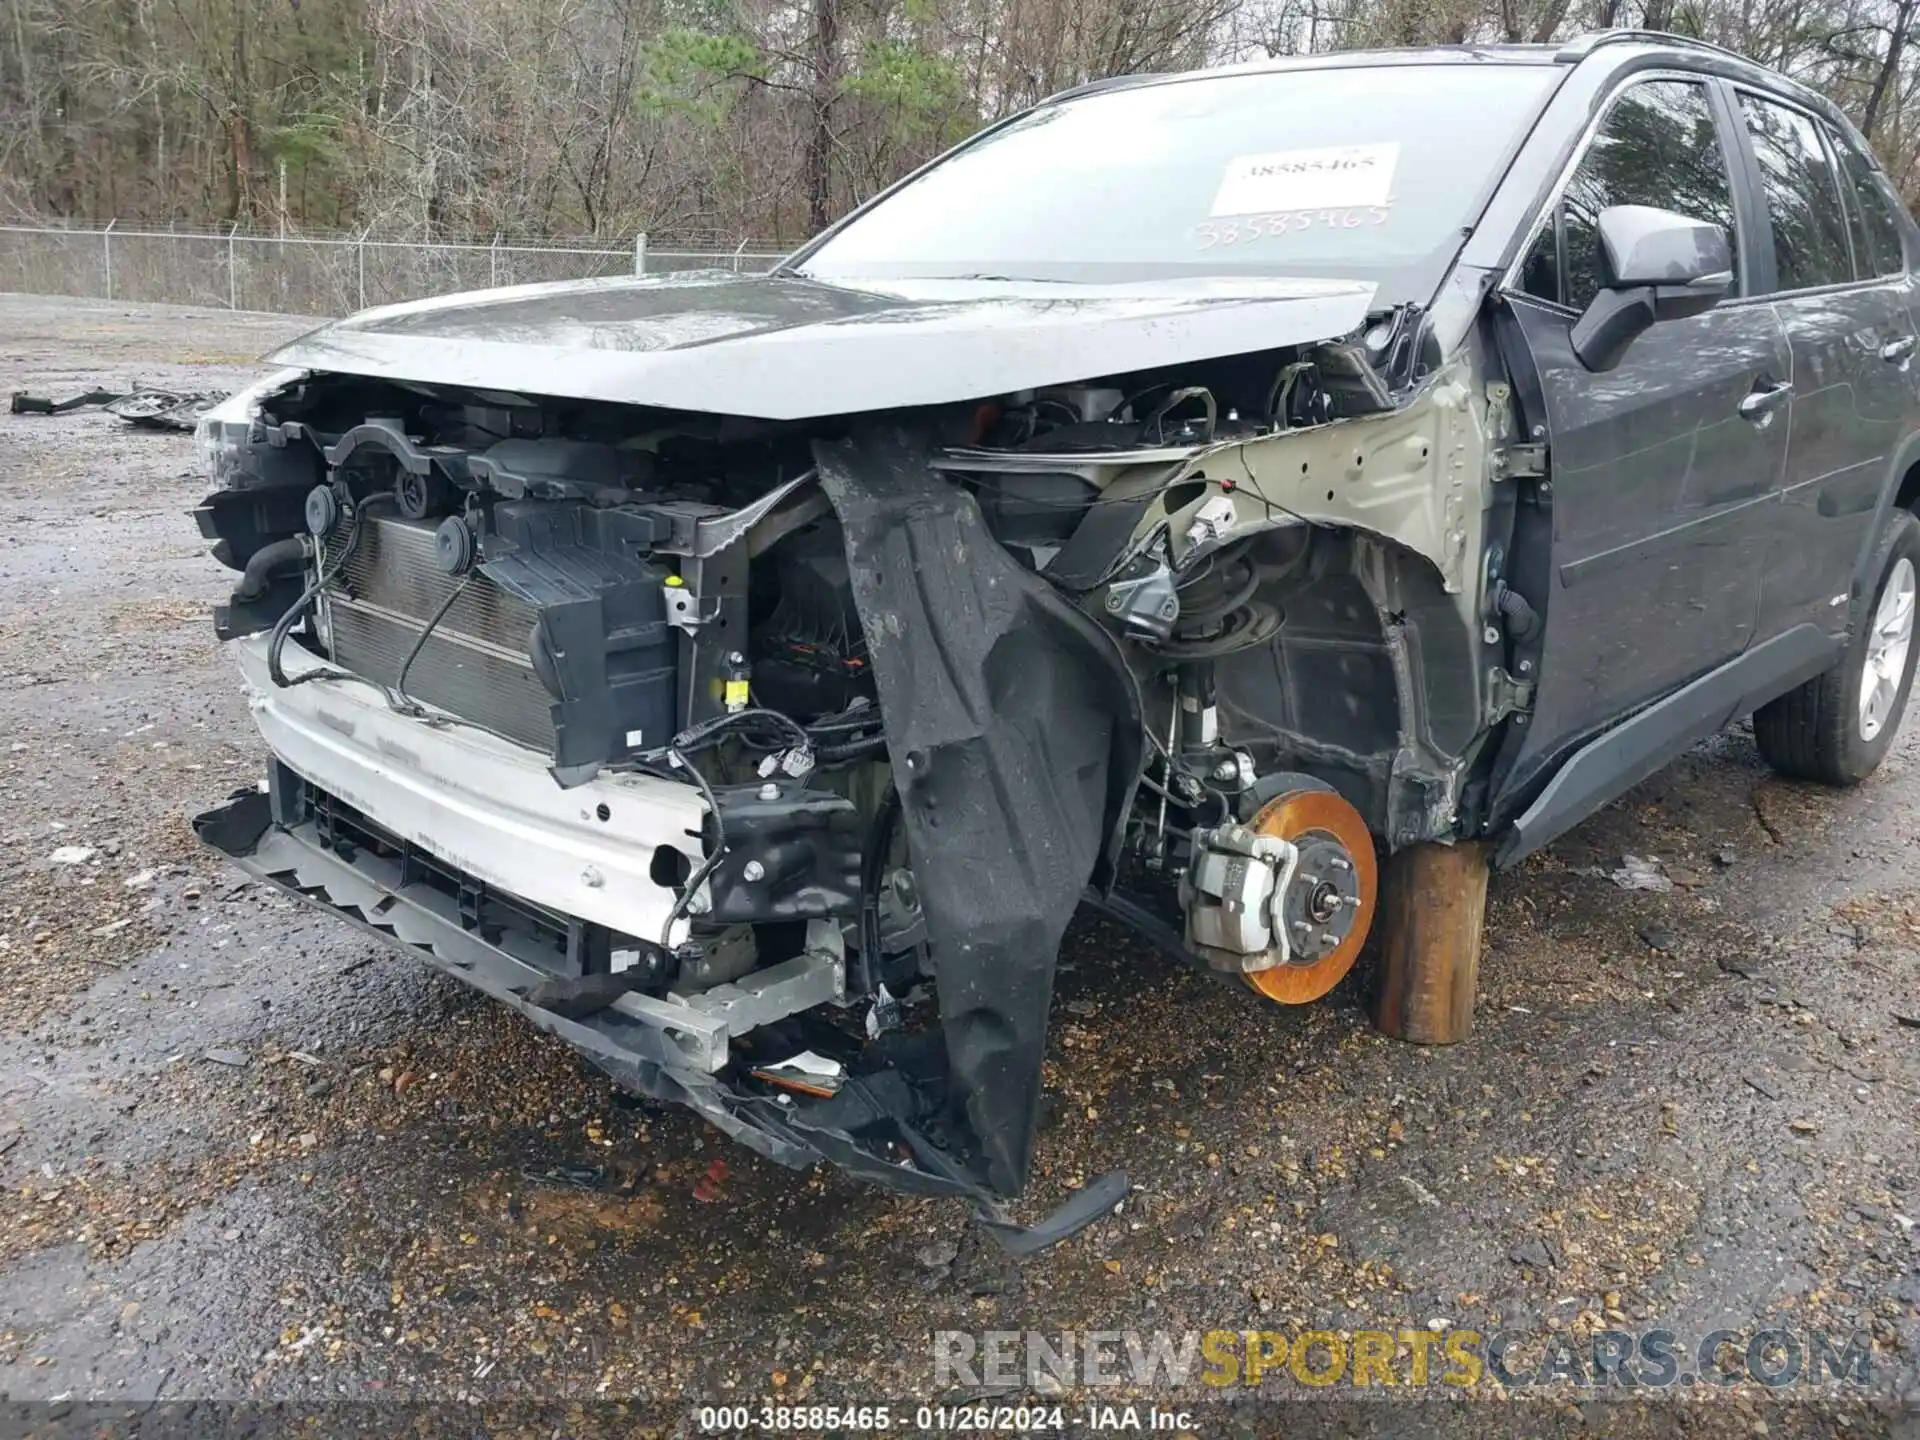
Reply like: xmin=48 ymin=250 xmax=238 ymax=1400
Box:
xmin=795 ymin=64 xmax=1559 ymax=295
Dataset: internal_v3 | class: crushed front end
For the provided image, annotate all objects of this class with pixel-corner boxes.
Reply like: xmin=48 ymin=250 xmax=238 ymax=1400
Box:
xmin=188 ymin=362 xmax=1152 ymax=1239
xmin=191 ymin=280 xmax=1500 ymax=1236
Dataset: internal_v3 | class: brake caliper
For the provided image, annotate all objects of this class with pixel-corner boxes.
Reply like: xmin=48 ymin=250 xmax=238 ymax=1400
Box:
xmin=1180 ymin=823 xmax=1300 ymax=966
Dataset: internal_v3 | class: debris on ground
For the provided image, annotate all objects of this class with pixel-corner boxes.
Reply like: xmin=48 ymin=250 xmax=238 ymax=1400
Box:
xmin=1397 ymin=1175 xmax=1443 ymax=1208
xmin=1610 ymin=854 xmax=1673 ymax=892
xmin=915 ymin=1238 xmax=960 ymax=1270
xmin=520 ymin=1164 xmax=605 ymax=1191
xmin=10 ymin=386 xmax=226 ymax=431
xmin=691 ymin=1158 xmax=730 ymax=1203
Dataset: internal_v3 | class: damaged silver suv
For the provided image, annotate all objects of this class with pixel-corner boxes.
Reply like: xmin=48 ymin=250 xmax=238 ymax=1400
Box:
xmin=193 ymin=31 xmax=1920 ymax=1247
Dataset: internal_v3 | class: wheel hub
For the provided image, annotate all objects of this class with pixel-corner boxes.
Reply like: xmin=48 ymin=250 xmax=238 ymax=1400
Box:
xmin=1274 ymin=833 xmax=1363 ymax=961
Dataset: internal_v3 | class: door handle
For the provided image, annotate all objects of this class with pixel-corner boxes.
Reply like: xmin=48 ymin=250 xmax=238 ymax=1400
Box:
xmin=1738 ymin=380 xmax=1793 ymax=423
xmin=1882 ymin=335 xmax=1917 ymax=364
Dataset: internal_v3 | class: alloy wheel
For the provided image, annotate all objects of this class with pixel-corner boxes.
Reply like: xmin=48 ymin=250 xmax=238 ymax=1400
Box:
xmin=1860 ymin=556 xmax=1916 ymax=742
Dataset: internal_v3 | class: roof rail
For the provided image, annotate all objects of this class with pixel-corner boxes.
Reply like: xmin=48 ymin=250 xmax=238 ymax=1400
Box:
xmin=1554 ymin=29 xmax=1753 ymax=66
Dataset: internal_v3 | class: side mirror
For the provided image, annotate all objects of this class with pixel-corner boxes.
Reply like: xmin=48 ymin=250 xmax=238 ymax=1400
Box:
xmin=1570 ymin=205 xmax=1734 ymax=372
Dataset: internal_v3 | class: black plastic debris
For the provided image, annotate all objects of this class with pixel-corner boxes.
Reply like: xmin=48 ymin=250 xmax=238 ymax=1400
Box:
xmin=518 ymin=1163 xmax=607 ymax=1191
xmin=10 ymin=386 xmax=226 ymax=431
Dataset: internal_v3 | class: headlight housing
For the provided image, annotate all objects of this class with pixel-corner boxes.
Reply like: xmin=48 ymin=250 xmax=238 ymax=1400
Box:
xmin=193 ymin=367 xmax=307 ymax=488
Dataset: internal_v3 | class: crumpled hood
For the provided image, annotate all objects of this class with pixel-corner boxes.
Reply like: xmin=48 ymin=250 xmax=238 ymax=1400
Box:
xmin=268 ymin=270 xmax=1378 ymax=420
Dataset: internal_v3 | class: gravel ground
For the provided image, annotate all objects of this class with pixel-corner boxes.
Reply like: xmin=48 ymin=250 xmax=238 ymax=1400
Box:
xmin=1 ymin=293 xmax=1918 ymax=1437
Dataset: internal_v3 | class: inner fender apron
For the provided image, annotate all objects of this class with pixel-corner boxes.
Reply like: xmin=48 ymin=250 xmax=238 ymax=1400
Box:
xmin=814 ymin=426 xmax=1143 ymax=1195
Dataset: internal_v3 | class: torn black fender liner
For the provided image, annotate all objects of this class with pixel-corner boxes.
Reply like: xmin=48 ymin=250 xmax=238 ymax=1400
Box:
xmin=814 ymin=426 xmax=1144 ymax=1196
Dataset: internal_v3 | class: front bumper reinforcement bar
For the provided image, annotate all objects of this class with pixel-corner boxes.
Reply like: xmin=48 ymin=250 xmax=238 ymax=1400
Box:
xmin=193 ymin=789 xmax=1124 ymax=1252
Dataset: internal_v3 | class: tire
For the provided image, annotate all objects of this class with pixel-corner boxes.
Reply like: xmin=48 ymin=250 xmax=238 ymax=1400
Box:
xmin=1754 ymin=508 xmax=1920 ymax=785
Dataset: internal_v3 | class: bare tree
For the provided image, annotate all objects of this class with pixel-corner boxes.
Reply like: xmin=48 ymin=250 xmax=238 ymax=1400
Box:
xmin=5 ymin=0 xmax=1920 ymax=239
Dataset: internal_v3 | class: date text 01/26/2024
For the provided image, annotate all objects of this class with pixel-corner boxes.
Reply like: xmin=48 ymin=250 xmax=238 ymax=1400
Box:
xmin=694 ymin=1404 xmax=1197 ymax=1432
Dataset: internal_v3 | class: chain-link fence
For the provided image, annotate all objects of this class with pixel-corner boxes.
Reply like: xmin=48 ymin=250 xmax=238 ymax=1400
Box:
xmin=0 ymin=222 xmax=788 ymax=316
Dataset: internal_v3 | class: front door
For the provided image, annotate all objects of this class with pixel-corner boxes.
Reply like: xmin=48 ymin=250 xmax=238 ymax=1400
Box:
xmin=1498 ymin=75 xmax=1790 ymax=798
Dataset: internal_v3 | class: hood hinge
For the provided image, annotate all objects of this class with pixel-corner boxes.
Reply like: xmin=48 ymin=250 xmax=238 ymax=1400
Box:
xmin=1492 ymin=441 xmax=1547 ymax=481
xmin=1486 ymin=665 xmax=1535 ymax=724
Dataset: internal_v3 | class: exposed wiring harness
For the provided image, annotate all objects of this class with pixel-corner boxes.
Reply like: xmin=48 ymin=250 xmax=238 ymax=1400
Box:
xmin=658 ymin=694 xmax=887 ymax=767
xmin=267 ymin=491 xmax=396 ymax=689
xmin=626 ymin=709 xmax=813 ymax=946
xmin=1136 ymin=767 xmax=1230 ymax=824
xmin=625 ymin=696 xmax=892 ymax=943
xmin=639 ymin=706 xmax=812 ymax=763
xmin=390 ymin=574 xmax=474 ymax=719
xmin=263 ymin=494 xmax=504 ymax=743
xmin=799 ymin=696 xmax=887 ymax=764
xmin=648 ymin=748 xmax=729 ymax=952
xmin=814 ymin=731 xmax=887 ymax=764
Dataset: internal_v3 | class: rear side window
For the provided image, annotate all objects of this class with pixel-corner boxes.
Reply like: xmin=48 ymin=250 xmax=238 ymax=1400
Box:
xmin=1836 ymin=141 xmax=1908 ymax=277
xmin=1521 ymin=79 xmax=1739 ymax=310
xmin=1839 ymin=165 xmax=1878 ymax=280
xmin=1739 ymin=93 xmax=1855 ymax=290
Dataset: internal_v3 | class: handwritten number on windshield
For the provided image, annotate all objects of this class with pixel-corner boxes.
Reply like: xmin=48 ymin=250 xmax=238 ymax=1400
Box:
xmin=1195 ymin=206 xmax=1392 ymax=249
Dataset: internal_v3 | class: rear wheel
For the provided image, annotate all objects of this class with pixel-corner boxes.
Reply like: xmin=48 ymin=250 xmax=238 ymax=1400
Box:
xmin=1755 ymin=509 xmax=1920 ymax=785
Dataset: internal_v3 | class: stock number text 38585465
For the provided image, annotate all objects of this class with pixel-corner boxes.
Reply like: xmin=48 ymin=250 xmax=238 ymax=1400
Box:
xmin=1194 ymin=205 xmax=1392 ymax=248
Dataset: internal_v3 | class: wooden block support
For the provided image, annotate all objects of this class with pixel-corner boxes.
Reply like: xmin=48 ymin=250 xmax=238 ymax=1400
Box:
xmin=1370 ymin=840 xmax=1490 ymax=1045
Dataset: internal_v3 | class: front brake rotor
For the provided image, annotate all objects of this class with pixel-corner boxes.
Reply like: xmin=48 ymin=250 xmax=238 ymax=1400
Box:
xmin=1242 ymin=786 xmax=1378 ymax=1004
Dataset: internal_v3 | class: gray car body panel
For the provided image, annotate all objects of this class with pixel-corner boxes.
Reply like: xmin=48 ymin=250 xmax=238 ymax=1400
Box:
xmin=1477 ymin=37 xmax=1920 ymax=844
xmin=1494 ymin=290 xmax=1791 ymax=803
xmin=266 ymin=271 xmax=1376 ymax=421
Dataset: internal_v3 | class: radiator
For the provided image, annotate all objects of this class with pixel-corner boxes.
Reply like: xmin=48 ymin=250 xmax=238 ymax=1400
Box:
xmin=322 ymin=515 xmax=557 ymax=752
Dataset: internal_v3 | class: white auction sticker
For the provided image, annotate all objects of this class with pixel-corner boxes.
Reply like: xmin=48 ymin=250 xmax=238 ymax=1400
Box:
xmin=1210 ymin=142 xmax=1399 ymax=217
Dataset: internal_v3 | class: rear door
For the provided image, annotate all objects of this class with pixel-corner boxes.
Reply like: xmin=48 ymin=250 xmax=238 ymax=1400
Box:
xmin=1734 ymin=90 xmax=1916 ymax=638
xmin=1836 ymin=135 xmax=1920 ymax=580
xmin=1499 ymin=73 xmax=1789 ymax=785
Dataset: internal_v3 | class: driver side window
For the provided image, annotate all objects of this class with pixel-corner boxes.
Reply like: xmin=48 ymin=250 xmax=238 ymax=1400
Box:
xmin=1522 ymin=79 xmax=1741 ymax=310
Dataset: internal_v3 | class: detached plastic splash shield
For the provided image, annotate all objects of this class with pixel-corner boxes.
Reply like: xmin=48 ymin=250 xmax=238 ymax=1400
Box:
xmin=814 ymin=425 xmax=1144 ymax=1196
